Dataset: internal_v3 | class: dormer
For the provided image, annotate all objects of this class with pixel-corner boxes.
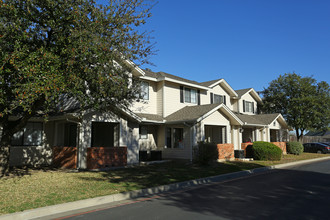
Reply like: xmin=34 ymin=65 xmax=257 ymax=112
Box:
xmin=235 ymin=88 xmax=262 ymax=115
xmin=199 ymin=79 xmax=238 ymax=110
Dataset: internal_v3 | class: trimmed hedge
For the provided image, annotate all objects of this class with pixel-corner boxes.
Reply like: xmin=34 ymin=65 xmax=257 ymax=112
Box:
xmin=252 ymin=141 xmax=282 ymax=161
xmin=286 ymin=141 xmax=304 ymax=155
xmin=194 ymin=142 xmax=218 ymax=165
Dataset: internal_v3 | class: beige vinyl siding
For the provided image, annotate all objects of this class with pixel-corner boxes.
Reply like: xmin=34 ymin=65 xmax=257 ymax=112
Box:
xmin=156 ymin=82 xmax=163 ymax=116
xmin=240 ymin=92 xmax=258 ymax=115
xmin=131 ymin=80 xmax=158 ymax=115
xmin=202 ymin=110 xmax=231 ymax=126
xmin=163 ymin=81 xmax=199 ymax=117
xmin=206 ymin=84 xmax=234 ymax=111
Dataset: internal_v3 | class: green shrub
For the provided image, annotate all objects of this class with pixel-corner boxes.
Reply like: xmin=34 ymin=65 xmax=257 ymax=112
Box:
xmin=194 ymin=142 xmax=218 ymax=165
xmin=252 ymin=141 xmax=282 ymax=161
xmin=286 ymin=141 xmax=304 ymax=155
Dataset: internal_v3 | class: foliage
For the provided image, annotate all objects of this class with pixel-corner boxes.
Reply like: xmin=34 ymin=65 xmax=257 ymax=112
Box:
xmin=286 ymin=141 xmax=304 ymax=155
xmin=0 ymin=0 xmax=154 ymax=146
xmin=194 ymin=142 xmax=218 ymax=165
xmin=261 ymin=73 xmax=330 ymax=141
xmin=252 ymin=141 xmax=282 ymax=161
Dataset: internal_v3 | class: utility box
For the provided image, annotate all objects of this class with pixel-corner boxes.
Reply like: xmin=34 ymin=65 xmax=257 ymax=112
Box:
xmin=234 ymin=150 xmax=245 ymax=159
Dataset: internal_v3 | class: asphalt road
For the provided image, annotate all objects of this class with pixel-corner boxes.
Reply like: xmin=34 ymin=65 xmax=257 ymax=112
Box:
xmin=55 ymin=160 xmax=330 ymax=220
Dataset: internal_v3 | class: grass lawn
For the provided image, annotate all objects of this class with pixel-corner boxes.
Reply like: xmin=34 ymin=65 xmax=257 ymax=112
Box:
xmin=0 ymin=153 xmax=329 ymax=215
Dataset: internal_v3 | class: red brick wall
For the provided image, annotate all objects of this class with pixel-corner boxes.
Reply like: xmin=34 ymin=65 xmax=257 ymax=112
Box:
xmin=87 ymin=147 xmax=127 ymax=169
xmin=53 ymin=147 xmax=77 ymax=169
xmin=217 ymin=144 xmax=234 ymax=161
xmin=271 ymin=142 xmax=287 ymax=154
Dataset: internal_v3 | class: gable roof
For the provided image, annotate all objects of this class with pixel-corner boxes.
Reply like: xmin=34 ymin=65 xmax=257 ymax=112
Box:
xmin=142 ymin=70 xmax=209 ymax=90
xmin=235 ymin=88 xmax=263 ymax=103
xmin=165 ymin=103 xmax=243 ymax=125
xmin=135 ymin=113 xmax=164 ymax=123
xmin=199 ymin=79 xmax=222 ymax=87
xmin=234 ymin=113 xmax=288 ymax=128
xmin=235 ymin=88 xmax=252 ymax=97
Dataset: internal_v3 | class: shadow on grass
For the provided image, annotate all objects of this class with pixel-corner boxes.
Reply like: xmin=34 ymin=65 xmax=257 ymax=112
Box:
xmin=78 ymin=161 xmax=265 ymax=189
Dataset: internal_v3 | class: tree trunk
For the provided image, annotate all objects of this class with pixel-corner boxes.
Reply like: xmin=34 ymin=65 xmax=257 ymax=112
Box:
xmin=0 ymin=145 xmax=10 ymax=177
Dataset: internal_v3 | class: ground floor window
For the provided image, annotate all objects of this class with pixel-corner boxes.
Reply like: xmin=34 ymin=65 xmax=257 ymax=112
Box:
xmin=166 ymin=127 xmax=184 ymax=149
xmin=11 ymin=122 xmax=43 ymax=146
xmin=91 ymin=122 xmax=119 ymax=147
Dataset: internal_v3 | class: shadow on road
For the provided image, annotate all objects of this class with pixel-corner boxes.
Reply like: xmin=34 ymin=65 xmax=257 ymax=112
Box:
xmin=156 ymin=168 xmax=330 ymax=220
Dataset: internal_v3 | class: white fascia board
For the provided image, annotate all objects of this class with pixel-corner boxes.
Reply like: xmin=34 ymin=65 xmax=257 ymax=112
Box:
xmin=139 ymin=76 xmax=158 ymax=82
xmin=249 ymin=88 xmax=263 ymax=103
xmin=121 ymin=109 xmax=142 ymax=122
xmin=243 ymin=123 xmax=266 ymax=127
xmin=270 ymin=114 xmax=288 ymax=129
xmin=141 ymin=119 xmax=166 ymax=124
xmin=209 ymin=79 xmax=238 ymax=98
xmin=164 ymin=77 xmax=209 ymax=90
xmin=124 ymin=59 xmax=145 ymax=77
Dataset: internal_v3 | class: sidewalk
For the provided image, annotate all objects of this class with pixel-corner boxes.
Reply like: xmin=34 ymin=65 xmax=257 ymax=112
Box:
xmin=1 ymin=156 xmax=330 ymax=220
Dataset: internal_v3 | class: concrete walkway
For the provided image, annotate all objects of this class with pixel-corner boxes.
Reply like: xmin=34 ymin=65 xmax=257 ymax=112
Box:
xmin=1 ymin=156 xmax=330 ymax=220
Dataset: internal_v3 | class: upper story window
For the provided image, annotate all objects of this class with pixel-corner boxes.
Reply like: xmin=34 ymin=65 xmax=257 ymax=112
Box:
xmin=180 ymin=86 xmax=200 ymax=104
xmin=243 ymin=100 xmax=255 ymax=113
xmin=11 ymin=122 xmax=43 ymax=146
xmin=140 ymin=81 xmax=149 ymax=100
xmin=184 ymin=88 xmax=197 ymax=104
xmin=210 ymin=93 xmax=226 ymax=105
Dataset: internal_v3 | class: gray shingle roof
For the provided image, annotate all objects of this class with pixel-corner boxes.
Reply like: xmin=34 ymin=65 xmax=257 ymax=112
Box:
xmin=165 ymin=103 xmax=220 ymax=122
xmin=234 ymin=113 xmax=280 ymax=125
xmin=199 ymin=79 xmax=223 ymax=87
xmin=144 ymin=70 xmax=202 ymax=87
xmin=235 ymin=88 xmax=252 ymax=98
xmin=135 ymin=113 xmax=164 ymax=122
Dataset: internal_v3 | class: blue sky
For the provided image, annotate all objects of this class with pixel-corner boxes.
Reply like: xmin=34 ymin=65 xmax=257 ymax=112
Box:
xmin=99 ymin=0 xmax=330 ymax=91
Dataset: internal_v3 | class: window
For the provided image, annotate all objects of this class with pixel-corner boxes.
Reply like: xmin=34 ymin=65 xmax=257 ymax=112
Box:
xmin=214 ymin=94 xmax=225 ymax=104
xmin=244 ymin=101 xmax=254 ymax=113
xmin=11 ymin=122 xmax=43 ymax=146
xmin=184 ymin=88 xmax=197 ymax=104
xmin=91 ymin=122 xmax=119 ymax=147
xmin=210 ymin=93 xmax=226 ymax=105
xmin=140 ymin=81 xmax=149 ymax=100
xmin=166 ymin=127 xmax=184 ymax=149
xmin=139 ymin=125 xmax=148 ymax=139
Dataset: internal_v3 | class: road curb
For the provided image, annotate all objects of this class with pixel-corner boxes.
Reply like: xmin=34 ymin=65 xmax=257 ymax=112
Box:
xmin=1 ymin=156 xmax=330 ymax=220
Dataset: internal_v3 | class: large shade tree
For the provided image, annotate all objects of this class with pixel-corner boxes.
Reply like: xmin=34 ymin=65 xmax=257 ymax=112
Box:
xmin=262 ymin=73 xmax=330 ymax=141
xmin=0 ymin=0 xmax=154 ymax=172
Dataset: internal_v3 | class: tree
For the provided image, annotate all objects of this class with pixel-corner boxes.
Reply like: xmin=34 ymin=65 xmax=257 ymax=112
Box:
xmin=261 ymin=73 xmax=330 ymax=141
xmin=0 ymin=0 xmax=154 ymax=172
